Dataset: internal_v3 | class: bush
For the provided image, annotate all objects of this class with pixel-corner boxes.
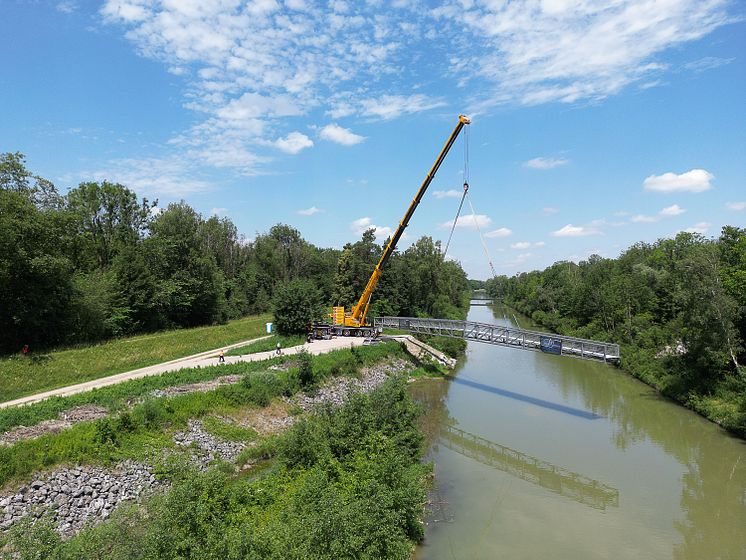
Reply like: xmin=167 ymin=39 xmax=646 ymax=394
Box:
xmin=1 ymin=376 xmax=429 ymax=560
xmin=140 ymin=399 xmax=170 ymax=429
xmin=297 ymin=349 xmax=314 ymax=388
xmin=272 ymin=279 xmax=323 ymax=335
xmin=241 ymin=372 xmax=282 ymax=407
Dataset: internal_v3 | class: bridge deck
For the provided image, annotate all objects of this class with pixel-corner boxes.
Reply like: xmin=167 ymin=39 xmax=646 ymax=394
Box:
xmin=374 ymin=316 xmax=620 ymax=363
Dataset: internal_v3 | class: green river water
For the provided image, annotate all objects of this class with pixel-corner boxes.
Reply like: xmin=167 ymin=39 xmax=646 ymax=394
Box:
xmin=411 ymin=304 xmax=746 ymax=560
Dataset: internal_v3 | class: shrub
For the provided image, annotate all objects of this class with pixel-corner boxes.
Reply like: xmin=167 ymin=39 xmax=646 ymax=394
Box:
xmin=241 ymin=372 xmax=282 ymax=407
xmin=93 ymin=418 xmax=119 ymax=446
xmin=297 ymin=349 xmax=314 ymax=388
xmin=272 ymin=279 xmax=323 ymax=335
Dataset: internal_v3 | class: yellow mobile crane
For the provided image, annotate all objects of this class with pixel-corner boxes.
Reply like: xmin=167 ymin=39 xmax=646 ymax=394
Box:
xmin=313 ymin=114 xmax=471 ymax=339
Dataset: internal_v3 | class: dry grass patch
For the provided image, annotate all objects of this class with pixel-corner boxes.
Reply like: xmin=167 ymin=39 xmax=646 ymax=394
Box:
xmin=232 ymin=400 xmax=296 ymax=435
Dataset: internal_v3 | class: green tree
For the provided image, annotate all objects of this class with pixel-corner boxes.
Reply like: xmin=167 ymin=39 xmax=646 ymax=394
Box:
xmin=0 ymin=151 xmax=62 ymax=209
xmin=65 ymin=181 xmax=155 ymax=270
xmin=0 ymin=189 xmax=75 ymax=352
xmin=273 ymin=279 xmax=323 ymax=334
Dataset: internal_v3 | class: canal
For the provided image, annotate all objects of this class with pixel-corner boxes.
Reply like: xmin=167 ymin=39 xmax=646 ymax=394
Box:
xmin=412 ymin=304 xmax=746 ymax=560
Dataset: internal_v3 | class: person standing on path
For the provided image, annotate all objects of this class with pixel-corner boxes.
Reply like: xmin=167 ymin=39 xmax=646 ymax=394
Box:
xmin=218 ymin=350 xmax=225 ymax=363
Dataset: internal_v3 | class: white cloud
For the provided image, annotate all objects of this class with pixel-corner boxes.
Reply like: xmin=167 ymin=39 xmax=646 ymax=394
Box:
xmin=683 ymin=222 xmax=711 ymax=235
xmin=274 ymin=132 xmax=313 ymax=154
xmin=631 ymin=214 xmax=658 ymax=223
xmin=359 ymin=94 xmax=446 ymax=120
xmin=542 ymin=207 xmax=559 ymax=215
xmin=91 ymin=157 xmax=213 ymax=198
xmin=629 ymin=204 xmax=686 ymax=223
xmin=726 ymin=201 xmax=746 ymax=211
xmin=485 ymin=227 xmax=512 ymax=238
xmin=433 ymin=0 xmax=732 ymax=107
xmin=434 ymin=190 xmax=463 ymax=199
xmin=211 ymin=207 xmax=228 ymax=216
xmin=510 ymin=241 xmax=545 ymax=249
xmin=684 ymin=56 xmax=735 ymax=72
xmin=319 ymin=123 xmax=365 ymax=146
xmin=500 ymin=252 xmax=533 ymax=268
xmin=99 ymin=0 xmax=732 ymax=178
xmin=659 ymin=204 xmax=685 ymax=216
xmin=350 ymin=216 xmax=393 ymax=240
xmin=643 ymin=169 xmax=714 ymax=193
xmin=551 ymin=224 xmax=602 ymax=237
xmin=524 ymin=157 xmax=568 ymax=170
xmin=297 ymin=206 xmax=322 ymax=216
xmin=56 ymin=1 xmax=77 ymax=13
xmin=441 ymin=213 xmax=492 ymax=230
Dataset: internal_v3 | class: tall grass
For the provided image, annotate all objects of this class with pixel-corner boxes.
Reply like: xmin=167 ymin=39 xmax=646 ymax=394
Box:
xmin=0 ymin=314 xmax=271 ymax=403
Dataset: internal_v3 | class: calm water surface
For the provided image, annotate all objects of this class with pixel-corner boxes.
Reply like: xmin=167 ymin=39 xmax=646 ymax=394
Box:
xmin=412 ymin=304 xmax=746 ymax=560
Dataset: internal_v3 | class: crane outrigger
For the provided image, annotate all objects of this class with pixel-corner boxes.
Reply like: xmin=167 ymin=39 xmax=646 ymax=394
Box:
xmin=313 ymin=114 xmax=471 ymax=339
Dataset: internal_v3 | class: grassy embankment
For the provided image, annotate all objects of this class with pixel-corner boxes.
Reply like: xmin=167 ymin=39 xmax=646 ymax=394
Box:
xmin=1 ymin=343 xmax=431 ymax=559
xmin=0 ymin=342 xmax=420 ymax=489
xmin=224 ymin=334 xmax=306 ymax=357
xmin=0 ymin=314 xmax=271 ymax=404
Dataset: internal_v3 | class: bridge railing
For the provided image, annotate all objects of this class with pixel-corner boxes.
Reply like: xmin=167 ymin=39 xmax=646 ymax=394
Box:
xmin=374 ymin=316 xmax=620 ymax=363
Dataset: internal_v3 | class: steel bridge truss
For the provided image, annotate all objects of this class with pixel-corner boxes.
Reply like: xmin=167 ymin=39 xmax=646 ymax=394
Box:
xmin=374 ymin=316 xmax=620 ymax=363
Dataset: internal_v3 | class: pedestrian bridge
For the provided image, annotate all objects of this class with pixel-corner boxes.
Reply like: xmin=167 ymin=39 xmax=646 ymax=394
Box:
xmin=374 ymin=316 xmax=620 ymax=363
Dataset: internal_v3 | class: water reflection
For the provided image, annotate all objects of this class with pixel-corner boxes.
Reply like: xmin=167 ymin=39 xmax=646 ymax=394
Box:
xmin=411 ymin=303 xmax=746 ymax=560
xmin=448 ymin=376 xmax=603 ymax=420
xmin=440 ymin=424 xmax=619 ymax=510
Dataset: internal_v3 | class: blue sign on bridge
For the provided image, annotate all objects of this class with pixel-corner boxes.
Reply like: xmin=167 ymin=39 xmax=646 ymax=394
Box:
xmin=540 ymin=336 xmax=563 ymax=355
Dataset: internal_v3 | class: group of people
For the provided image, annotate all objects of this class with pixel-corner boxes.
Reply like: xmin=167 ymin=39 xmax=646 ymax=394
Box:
xmin=216 ymin=341 xmax=285 ymax=364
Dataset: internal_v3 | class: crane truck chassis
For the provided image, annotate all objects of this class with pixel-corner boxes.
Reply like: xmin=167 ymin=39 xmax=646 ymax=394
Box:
xmin=311 ymin=114 xmax=471 ymax=340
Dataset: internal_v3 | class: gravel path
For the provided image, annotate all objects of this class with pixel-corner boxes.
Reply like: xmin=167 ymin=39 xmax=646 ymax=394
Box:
xmin=0 ymin=336 xmax=364 ymax=410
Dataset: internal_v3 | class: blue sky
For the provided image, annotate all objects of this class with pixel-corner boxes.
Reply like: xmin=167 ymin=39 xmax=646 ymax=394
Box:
xmin=1 ymin=0 xmax=745 ymax=279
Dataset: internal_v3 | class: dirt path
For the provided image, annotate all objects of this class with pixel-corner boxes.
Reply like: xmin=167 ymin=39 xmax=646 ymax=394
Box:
xmin=0 ymin=336 xmax=367 ymax=410
xmin=0 ymin=334 xmax=450 ymax=411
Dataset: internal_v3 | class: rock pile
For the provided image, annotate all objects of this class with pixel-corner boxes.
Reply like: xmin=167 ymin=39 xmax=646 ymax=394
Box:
xmin=293 ymin=358 xmax=412 ymax=411
xmin=0 ymin=461 xmax=162 ymax=536
xmin=173 ymin=419 xmax=247 ymax=469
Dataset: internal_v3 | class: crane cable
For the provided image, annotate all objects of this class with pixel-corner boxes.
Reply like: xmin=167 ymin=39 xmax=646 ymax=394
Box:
xmin=442 ymin=123 xmax=498 ymax=277
xmin=443 ymin=182 xmax=468 ymax=259
xmin=466 ymin=191 xmax=497 ymax=277
xmin=443 ymin=126 xmax=470 ymax=260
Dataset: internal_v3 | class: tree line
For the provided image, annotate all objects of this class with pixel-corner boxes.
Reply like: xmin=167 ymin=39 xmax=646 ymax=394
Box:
xmin=486 ymin=229 xmax=746 ymax=434
xmin=0 ymin=152 xmax=469 ymax=354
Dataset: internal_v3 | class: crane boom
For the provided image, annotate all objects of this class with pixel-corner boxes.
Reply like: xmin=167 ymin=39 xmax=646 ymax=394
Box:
xmin=340 ymin=114 xmax=471 ymax=330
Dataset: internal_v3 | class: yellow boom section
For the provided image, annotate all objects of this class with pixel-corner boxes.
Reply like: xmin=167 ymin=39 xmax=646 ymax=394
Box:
xmin=342 ymin=114 xmax=471 ymax=328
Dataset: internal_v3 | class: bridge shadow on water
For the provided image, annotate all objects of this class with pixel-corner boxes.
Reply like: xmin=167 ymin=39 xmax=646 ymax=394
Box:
xmin=448 ymin=376 xmax=603 ymax=420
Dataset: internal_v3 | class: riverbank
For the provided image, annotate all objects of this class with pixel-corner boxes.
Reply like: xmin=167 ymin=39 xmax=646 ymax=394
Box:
xmin=0 ymin=343 xmax=434 ymax=558
xmin=499 ymin=300 xmax=746 ymax=439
